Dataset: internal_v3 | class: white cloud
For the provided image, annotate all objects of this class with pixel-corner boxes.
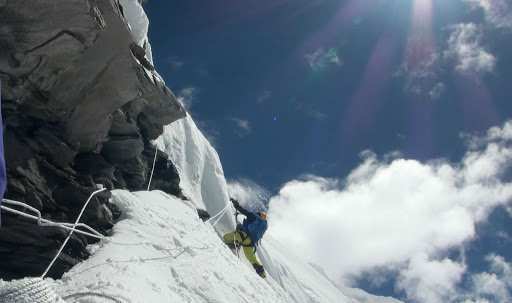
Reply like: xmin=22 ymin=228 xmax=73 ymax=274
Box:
xmin=230 ymin=117 xmax=251 ymax=137
xmin=444 ymin=23 xmax=496 ymax=75
xmin=463 ymin=122 xmax=512 ymax=150
xmin=295 ymin=102 xmax=328 ymax=120
xmin=196 ymin=65 xmax=209 ymax=77
xmin=397 ymin=254 xmax=466 ymax=303
xmin=470 ymin=254 xmax=512 ymax=303
xmin=472 ymin=272 xmax=508 ymax=301
xmin=429 ymin=82 xmax=446 ymax=100
xmin=487 ymin=122 xmax=512 ymax=141
xmin=305 ymin=48 xmax=342 ymax=72
xmin=177 ymin=87 xmax=199 ymax=110
xmin=266 ymin=120 xmax=512 ymax=303
xmin=258 ymin=90 xmax=272 ymax=103
xmin=464 ymin=0 xmax=512 ymax=30
xmin=168 ymin=56 xmax=185 ymax=70
xmin=395 ymin=51 xmax=441 ymax=99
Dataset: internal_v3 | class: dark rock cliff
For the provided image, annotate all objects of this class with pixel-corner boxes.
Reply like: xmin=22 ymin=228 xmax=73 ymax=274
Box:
xmin=0 ymin=0 xmax=186 ymax=279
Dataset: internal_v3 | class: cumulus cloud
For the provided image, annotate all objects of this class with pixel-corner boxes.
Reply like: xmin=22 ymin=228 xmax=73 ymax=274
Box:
xmin=462 ymin=122 xmax=512 ymax=150
xmin=230 ymin=117 xmax=251 ymax=137
xmin=266 ymin=120 xmax=512 ymax=303
xmin=305 ymin=48 xmax=342 ymax=72
xmin=444 ymin=23 xmax=496 ymax=75
xmin=464 ymin=0 xmax=512 ymax=30
xmin=397 ymin=254 xmax=466 ymax=303
xmin=470 ymin=254 xmax=512 ymax=303
xmin=177 ymin=87 xmax=199 ymax=110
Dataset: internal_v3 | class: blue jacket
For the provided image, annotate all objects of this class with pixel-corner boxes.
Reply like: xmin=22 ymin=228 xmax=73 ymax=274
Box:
xmin=232 ymin=200 xmax=267 ymax=247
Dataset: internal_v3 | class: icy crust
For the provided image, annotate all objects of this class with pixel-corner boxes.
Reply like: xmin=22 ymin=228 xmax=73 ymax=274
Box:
xmin=49 ymin=190 xmax=292 ymax=303
xmin=154 ymin=115 xmax=234 ymax=232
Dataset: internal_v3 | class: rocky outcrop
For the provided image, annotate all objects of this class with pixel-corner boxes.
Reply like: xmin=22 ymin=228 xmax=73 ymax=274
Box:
xmin=0 ymin=0 xmax=186 ymax=279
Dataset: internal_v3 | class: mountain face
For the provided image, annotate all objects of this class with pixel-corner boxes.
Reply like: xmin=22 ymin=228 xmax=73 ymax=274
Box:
xmin=0 ymin=0 xmax=186 ymax=279
xmin=0 ymin=2 xmax=405 ymax=302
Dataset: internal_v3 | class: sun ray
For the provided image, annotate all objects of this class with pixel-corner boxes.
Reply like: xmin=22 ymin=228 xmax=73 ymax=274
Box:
xmin=401 ymin=0 xmax=440 ymax=159
xmin=405 ymin=0 xmax=435 ymax=75
xmin=341 ymin=36 xmax=395 ymax=140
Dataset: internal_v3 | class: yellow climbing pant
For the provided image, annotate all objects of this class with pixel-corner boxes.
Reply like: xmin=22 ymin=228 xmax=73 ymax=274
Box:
xmin=223 ymin=231 xmax=262 ymax=266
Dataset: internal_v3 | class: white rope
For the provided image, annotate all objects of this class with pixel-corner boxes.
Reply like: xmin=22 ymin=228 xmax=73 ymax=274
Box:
xmin=203 ymin=204 xmax=228 ymax=224
xmin=0 ymin=278 xmax=66 ymax=303
xmin=63 ymin=291 xmax=124 ymax=303
xmin=211 ymin=205 xmax=230 ymax=227
xmin=0 ymin=276 xmax=124 ymax=303
xmin=1 ymin=203 xmax=160 ymax=247
xmin=203 ymin=202 xmax=231 ymax=226
xmin=147 ymin=147 xmax=158 ymax=191
xmin=41 ymin=188 xmax=107 ymax=278
xmin=0 ymin=199 xmax=208 ymax=248
xmin=0 ymin=190 xmax=211 ymax=303
xmin=1 ymin=199 xmax=104 ymax=240
xmin=3 ymin=196 xmax=230 ymax=252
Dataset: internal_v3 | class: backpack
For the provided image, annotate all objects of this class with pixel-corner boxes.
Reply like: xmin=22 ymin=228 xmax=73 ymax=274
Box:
xmin=238 ymin=215 xmax=268 ymax=250
xmin=246 ymin=216 xmax=268 ymax=245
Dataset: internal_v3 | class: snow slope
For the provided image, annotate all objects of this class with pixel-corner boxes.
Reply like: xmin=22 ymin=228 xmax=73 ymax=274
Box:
xmin=49 ymin=190 xmax=293 ymax=303
xmin=42 ymin=188 xmax=391 ymax=303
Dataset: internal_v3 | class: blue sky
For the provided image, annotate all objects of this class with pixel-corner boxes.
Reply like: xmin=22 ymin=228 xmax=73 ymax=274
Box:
xmin=142 ymin=0 xmax=512 ymax=302
xmin=144 ymin=0 xmax=512 ymax=190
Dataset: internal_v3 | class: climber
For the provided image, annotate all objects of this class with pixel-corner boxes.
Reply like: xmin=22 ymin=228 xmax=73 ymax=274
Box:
xmin=223 ymin=198 xmax=268 ymax=278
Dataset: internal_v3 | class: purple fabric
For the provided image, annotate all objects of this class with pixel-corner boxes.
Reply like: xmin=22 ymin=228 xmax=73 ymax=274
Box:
xmin=0 ymin=84 xmax=6 ymax=226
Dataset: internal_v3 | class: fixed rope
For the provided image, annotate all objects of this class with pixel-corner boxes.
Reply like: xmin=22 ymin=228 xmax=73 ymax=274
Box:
xmin=1 ymin=197 xmax=212 ymax=249
xmin=1 ymin=200 xmax=163 ymax=247
xmin=203 ymin=202 xmax=231 ymax=227
xmin=147 ymin=147 xmax=158 ymax=191
xmin=41 ymin=188 xmax=107 ymax=278
xmin=1 ymin=199 xmax=104 ymax=240
xmin=0 ymin=190 xmax=215 ymax=303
